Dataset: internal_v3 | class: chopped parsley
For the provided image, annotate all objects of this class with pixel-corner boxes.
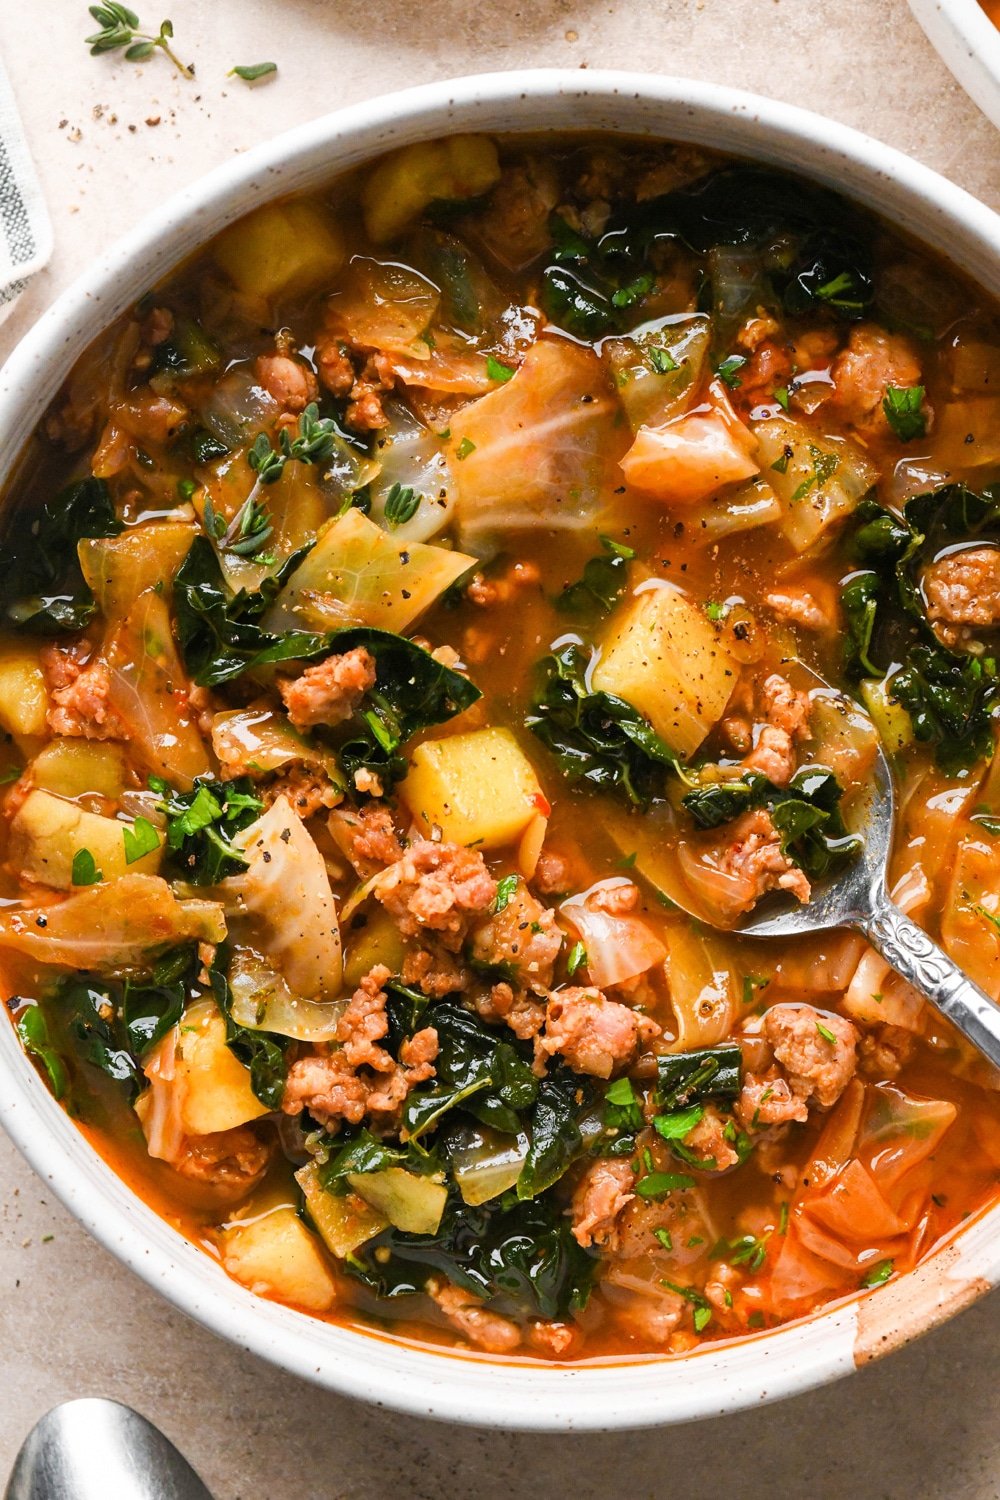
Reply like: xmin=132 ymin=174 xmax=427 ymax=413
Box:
xmin=71 ymin=848 xmax=102 ymax=886
xmin=882 ymin=385 xmax=927 ymax=443
xmin=486 ymin=355 xmax=516 ymax=383
xmin=860 ymin=1259 xmax=894 ymax=1288
xmin=716 ymin=354 xmax=747 ymax=389
xmin=491 ymin=874 xmax=519 ymax=914
xmin=122 ymin=816 xmax=161 ymax=865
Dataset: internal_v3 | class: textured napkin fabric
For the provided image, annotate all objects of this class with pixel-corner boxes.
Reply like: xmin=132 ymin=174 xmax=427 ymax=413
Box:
xmin=0 ymin=54 xmax=51 ymax=306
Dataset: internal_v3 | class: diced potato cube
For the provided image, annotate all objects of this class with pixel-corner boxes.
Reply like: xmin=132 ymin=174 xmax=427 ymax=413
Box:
xmin=362 ymin=135 xmax=501 ymax=244
xmin=347 ymin=1167 xmax=447 ymax=1235
xmin=220 ymin=1206 xmax=337 ymax=1313
xmin=400 ymin=726 xmax=544 ymax=848
xmin=0 ymin=637 xmax=48 ymax=738
xmin=176 ymin=1001 xmax=268 ymax=1135
xmin=753 ymin=417 xmax=877 ymax=553
xmin=9 ymin=789 xmax=161 ymax=889
xmin=592 ymin=583 xmax=737 ymax=758
xmin=31 ymin=739 xmax=127 ymax=800
xmin=295 ymin=1161 xmax=387 ymax=1258
xmin=213 ymin=199 xmax=345 ymax=302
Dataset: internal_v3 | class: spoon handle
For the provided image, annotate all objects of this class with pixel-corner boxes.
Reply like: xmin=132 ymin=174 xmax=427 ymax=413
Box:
xmin=859 ymin=889 xmax=1000 ymax=1070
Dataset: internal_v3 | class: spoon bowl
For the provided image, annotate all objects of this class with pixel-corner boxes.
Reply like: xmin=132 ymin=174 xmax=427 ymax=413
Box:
xmin=724 ymin=669 xmax=1000 ymax=1069
xmin=4 ymin=1399 xmax=214 ymax=1500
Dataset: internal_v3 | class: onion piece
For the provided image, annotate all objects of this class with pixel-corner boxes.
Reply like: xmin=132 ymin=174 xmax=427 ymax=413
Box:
xmin=229 ymin=796 xmax=342 ymax=999
xmin=560 ymin=881 xmax=666 ymax=988
xmin=228 ymin=947 xmax=345 ymax=1042
xmin=0 ymin=874 xmax=226 ymax=973
xmin=104 ymin=590 xmax=211 ymax=789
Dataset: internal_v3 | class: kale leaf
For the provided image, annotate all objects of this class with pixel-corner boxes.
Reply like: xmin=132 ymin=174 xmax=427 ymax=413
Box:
xmin=682 ymin=767 xmax=860 ymax=880
xmin=656 ymin=1044 xmax=744 ymax=1110
xmin=150 ymin=774 xmax=263 ymax=884
xmin=334 ymin=627 xmax=481 ymax=789
xmin=347 ymin=1189 xmax=595 ymax=1321
xmin=555 ymin=536 xmax=634 ymax=619
xmin=173 ymin=535 xmax=328 ymax=686
xmin=52 ymin=944 xmax=199 ymax=1101
xmin=0 ymin=476 xmax=123 ymax=633
xmin=526 ymin=642 xmax=676 ymax=807
xmin=843 ymin=483 xmax=1000 ymax=771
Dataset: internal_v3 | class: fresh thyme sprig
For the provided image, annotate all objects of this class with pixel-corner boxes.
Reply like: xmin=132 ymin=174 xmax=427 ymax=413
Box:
xmin=246 ymin=404 xmax=341 ymax=485
xmin=85 ymin=4 xmax=193 ymax=77
xmin=203 ymin=493 xmax=274 ymax=561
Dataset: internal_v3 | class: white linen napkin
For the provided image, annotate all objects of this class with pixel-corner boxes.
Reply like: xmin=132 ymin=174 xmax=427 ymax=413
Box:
xmin=0 ymin=53 xmax=52 ymax=306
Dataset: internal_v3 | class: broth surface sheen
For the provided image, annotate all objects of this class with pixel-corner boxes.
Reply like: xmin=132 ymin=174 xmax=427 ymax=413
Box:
xmin=2 ymin=132 xmax=999 ymax=1363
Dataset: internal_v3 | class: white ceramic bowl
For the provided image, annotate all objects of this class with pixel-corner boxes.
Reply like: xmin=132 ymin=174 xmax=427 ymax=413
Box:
xmin=1 ymin=70 xmax=999 ymax=1431
xmin=909 ymin=0 xmax=1000 ymax=129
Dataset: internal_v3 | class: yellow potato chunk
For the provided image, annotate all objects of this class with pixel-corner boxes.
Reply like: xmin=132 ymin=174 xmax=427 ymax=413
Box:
xmin=0 ymin=637 xmax=48 ymax=738
xmin=213 ymin=199 xmax=345 ymax=302
xmin=30 ymin=739 xmax=127 ymax=800
xmin=176 ymin=1002 xmax=268 ymax=1135
xmin=9 ymin=789 xmax=161 ymax=889
xmin=400 ymin=726 xmax=544 ymax=848
xmin=220 ymin=1206 xmax=337 ymax=1313
xmin=592 ymin=583 xmax=737 ymax=759
xmin=362 ymin=134 xmax=501 ymax=244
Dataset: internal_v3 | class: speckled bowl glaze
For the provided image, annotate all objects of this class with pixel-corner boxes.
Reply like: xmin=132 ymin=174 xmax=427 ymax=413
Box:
xmin=0 ymin=71 xmax=998 ymax=1430
xmin=909 ymin=0 xmax=1000 ymax=130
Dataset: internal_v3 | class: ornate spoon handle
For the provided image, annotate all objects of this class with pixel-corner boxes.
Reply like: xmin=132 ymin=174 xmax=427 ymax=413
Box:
xmin=857 ymin=886 xmax=1000 ymax=1069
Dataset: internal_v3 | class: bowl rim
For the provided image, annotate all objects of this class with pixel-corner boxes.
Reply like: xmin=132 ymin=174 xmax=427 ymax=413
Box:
xmin=908 ymin=0 xmax=1000 ymax=129
xmin=1 ymin=67 xmax=999 ymax=1432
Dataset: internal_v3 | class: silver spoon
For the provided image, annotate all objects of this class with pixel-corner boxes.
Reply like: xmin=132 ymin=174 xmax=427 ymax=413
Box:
xmin=729 ymin=675 xmax=1000 ymax=1069
xmin=5 ymin=1400 xmax=214 ymax=1500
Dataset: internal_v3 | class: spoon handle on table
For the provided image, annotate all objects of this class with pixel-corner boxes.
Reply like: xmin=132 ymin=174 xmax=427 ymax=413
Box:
xmin=859 ymin=888 xmax=1000 ymax=1070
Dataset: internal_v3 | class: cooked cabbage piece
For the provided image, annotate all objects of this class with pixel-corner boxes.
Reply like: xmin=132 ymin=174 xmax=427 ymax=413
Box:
xmin=265 ymin=507 xmax=475 ymax=635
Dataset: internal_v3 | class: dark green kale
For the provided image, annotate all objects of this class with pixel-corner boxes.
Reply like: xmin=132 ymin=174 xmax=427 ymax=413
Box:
xmin=0 ymin=476 xmax=123 ymax=633
xmin=682 ymin=768 xmax=860 ymax=880
xmin=49 ymin=945 xmax=199 ymax=1101
xmin=525 ymin=642 xmax=676 ymax=807
xmin=655 ymin=1044 xmax=743 ymax=1111
xmin=555 ymin=536 xmax=634 ymax=619
xmin=347 ymin=1188 xmax=595 ymax=1321
xmin=150 ymin=775 xmax=263 ymax=884
xmin=15 ymin=1006 xmax=69 ymax=1100
xmin=173 ymin=535 xmax=328 ymax=686
xmin=334 ymin=627 xmax=481 ymax=789
xmin=537 ymin=167 xmax=875 ymax=346
xmin=843 ymin=483 xmax=1000 ymax=771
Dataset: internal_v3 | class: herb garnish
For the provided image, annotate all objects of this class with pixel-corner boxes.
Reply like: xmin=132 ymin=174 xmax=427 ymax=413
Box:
xmin=383 ymin=483 xmax=423 ymax=529
xmin=229 ymin=62 xmax=278 ymax=82
xmin=151 ymin=775 xmax=262 ymax=884
xmin=85 ymin=4 xmax=193 ymax=76
xmin=555 ymin=536 xmax=634 ymax=619
xmin=883 ymin=385 xmax=927 ymax=442
xmin=526 ymin=642 xmax=676 ymax=808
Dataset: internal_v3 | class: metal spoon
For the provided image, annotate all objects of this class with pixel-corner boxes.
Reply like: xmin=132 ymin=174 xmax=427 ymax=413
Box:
xmin=5 ymin=1400 xmax=214 ymax=1500
xmin=731 ymin=674 xmax=1000 ymax=1070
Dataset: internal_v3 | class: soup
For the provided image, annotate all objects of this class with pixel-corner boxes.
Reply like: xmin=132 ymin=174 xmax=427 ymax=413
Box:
xmin=2 ymin=133 xmax=999 ymax=1361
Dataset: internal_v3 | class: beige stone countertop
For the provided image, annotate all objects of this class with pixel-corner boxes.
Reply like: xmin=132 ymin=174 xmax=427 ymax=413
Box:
xmin=1 ymin=3 xmax=1000 ymax=1496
